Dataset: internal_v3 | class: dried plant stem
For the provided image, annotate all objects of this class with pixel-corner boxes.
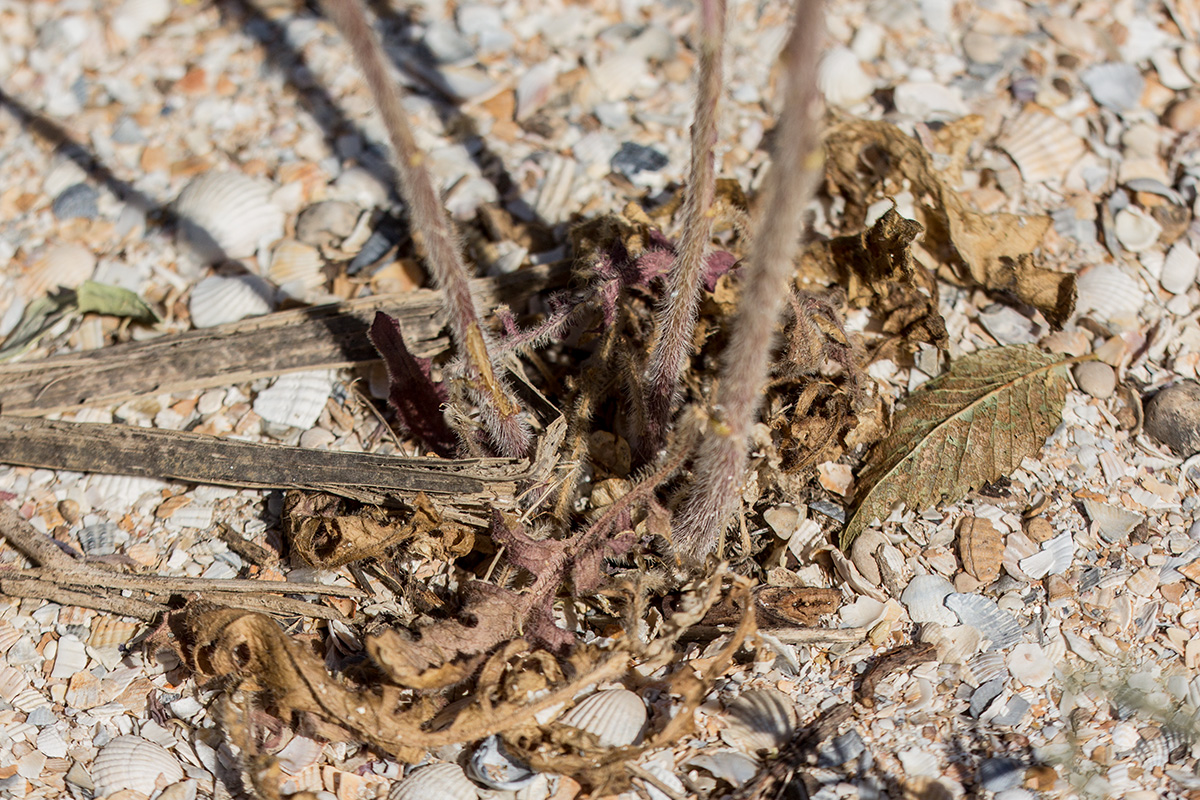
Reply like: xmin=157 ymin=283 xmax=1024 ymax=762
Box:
xmin=321 ymin=0 xmax=529 ymax=457
xmin=672 ymin=0 xmax=826 ymax=562
xmin=641 ymin=0 xmax=727 ymax=456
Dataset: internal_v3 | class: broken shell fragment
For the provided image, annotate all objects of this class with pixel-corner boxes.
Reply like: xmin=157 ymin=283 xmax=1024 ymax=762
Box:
xmin=92 ymin=736 xmax=185 ymax=796
xmin=1006 ymin=643 xmax=1053 ymax=687
xmin=719 ymin=689 xmax=798 ymax=757
xmin=467 ymin=735 xmax=535 ymax=790
xmin=1113 ymin=207 xmax=1162 ymax=252
xmin=957 ymin=517 xmax=1003 ymax=584
xmin=1081 ymin=498 xmax=1144 ymax=542
xmin=945 ymin=593 xmax=1023 ymax=651
xmin=389 ymin=763 xmax=479 ymax=800
xmin=558 ymin=688 xmax=646 ymax=747
xmin=174 ymin=170 xmax=286 ymax=263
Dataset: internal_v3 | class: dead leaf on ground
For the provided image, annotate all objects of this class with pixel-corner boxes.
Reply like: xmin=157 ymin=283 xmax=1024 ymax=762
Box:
xmin=841 ymin=344 xmax=1073 ymax=548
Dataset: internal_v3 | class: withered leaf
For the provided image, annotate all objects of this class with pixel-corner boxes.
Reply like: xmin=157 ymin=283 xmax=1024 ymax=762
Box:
xmin=841 ymin=345 xmax=1072 ymax=548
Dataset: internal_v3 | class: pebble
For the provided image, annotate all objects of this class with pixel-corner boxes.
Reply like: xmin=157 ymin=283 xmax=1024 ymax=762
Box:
xmin=52 ymin=183 xmax=100 ymax=221
xmin=610 ymin=142 xmax=669 ymax=178
xmin=1144 ymin=381 xmax=1200 ymax=456
xmin=1073 ymin=361 xmax=1117 ymax=399
xmin=817 ymin=730 xmax=865 ymax=767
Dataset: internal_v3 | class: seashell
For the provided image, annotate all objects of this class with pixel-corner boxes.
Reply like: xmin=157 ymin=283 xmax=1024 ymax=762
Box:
xmin=88 ymin=617 xmax=141 ymax=650
xmin=253 ymin=370 xmax=334 ymax=429
xmin=36 ymin=727 xmax=68 ymax=758
xmin=296 ymin=202 xmax=362 ymax=249
xmin=1074 ymin=264 xmax=1145 ymax=324
xmin=945 ymin=593 xmax=1023 ymax=651
xmin=1006 ymin=643 xmax=1053 ymax=687
xmin=1040 ymin=533 xmax=1074 ymax=576
xmin=1160 ymin=242 xmax=1199 ymax=294
xmin=958 ymin=517 xmax=1003 ymax=583
xmin=467 ymin=735 xmax=535 ymax=790
xmin=50 ymin=635 xmax=88 ymax=679
xmin=839 ymin=596 xmax=888 ymax=629
xmin=558 ymin=688 xmax=646 ymax=747
xmin=0 ymin=622 xmax=22 ymax=654
xmin=19 ymin=243 xmax=97 ymax=297
xmin=27 ymin=706 xmax=55 ymax=726
xmin=92 ymin=736 xmax=185 ymax=796
xmin=12 ymin=688 xmax=50 ymax=713
xmin=818 ymin=47 xmax=874 ymax=107
xmin=1081 ymin=498 xmax=1144 ymax=543
xmin=719 ymin=689 xmax=797 ymax=757
xmin=900 ymin=574 xmax=957 ymax=626
xmin=174 ymin=171 xmax=286 ymax=263
xmin=347 ymin=220 xmax=404 ymax=275
xmin=1080 ymin=63 xmax=1145 ymax=112
xmin=78 ymin=521 xmax=120 ymax=556
xmin=996 ymin=105 xmax=1085 ymax=184
xmin=893 ymin=81 xmax=968 ymax=119
xmin=331 ymin=167 xmax=389 ymax=209
xmin=274 ymin=735 xmax=324 ymax=775
xmin=52 ymin=183 xmax=99 ymax=221
xmin=1125 ymin=566 xmax=1159 ymax=597
xmin=532 ymin=153 xmax=577 ymax=225
xmin=1113 ymin=207 xmax=1162 ymax=252
xmin=163 ymin=502 xmax=213 ymax=530
xmin=268 ymin=240 xmax=326 ymax=298
xmin=189 ymin=274 xmax=274 ymax=328
xmin=897 ymin=746 xmax=940 ymax=777
xmin=920 ymin=623 xmax=983 ymax=664
xmin=685 ymin=749 xmax=761 ymax=788
xmin=0 ymin=665 xmax=27 ymax=701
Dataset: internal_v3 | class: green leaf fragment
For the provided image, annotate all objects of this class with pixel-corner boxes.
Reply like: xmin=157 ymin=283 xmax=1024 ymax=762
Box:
xmin=76 ymin=281 xmax=159 ymax=323
xmin=841 ymin=344 xmax=1072 ymax=549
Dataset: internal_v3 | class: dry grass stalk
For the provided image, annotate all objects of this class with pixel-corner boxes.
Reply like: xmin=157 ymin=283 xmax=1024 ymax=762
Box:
xmin=672 ymin=0 xmax=826 ymax=562
xmin=320 ymin=0 xmax=530 ymax=457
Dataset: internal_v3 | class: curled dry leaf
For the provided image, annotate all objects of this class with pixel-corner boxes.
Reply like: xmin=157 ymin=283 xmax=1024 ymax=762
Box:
xmin=842 ymin=345 xmax=1072 ymax=548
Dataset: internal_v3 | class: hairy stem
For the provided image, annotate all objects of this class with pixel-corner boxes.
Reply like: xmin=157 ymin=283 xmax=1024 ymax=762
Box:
xmin=671 ymin=0 xmax=825 ymax=562
xmin=641 ymin=0 xmax=726 ymax=458
xmin=321 ymin=0 xmax=529 ymax=457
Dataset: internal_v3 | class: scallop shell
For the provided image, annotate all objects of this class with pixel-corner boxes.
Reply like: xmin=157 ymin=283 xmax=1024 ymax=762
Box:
xmin=174 ymin=171 xmax=285 ymax=263
xmin=719 ymin=689 xmax=798 ymax=757
xmin=996 ymin=105 xmax=1085 ymax=184
xmin=88 ymin=618 xmax=141 ymax=650
xmin=467 ymin=736 xmax=535 ymax=790
xmin=252 ymin=370 xmax=334 ymax=429
xmin=50 ymin=635 xmax=88 ymax=679
xmin=268 ymin=239 xmax=326 ymax=298
xmin=965 ymin=651 xmax=1009 ymax=686
xmin=188 ymin=274 xmax=274 ymax=328
xmin=19 ymin=243 xmax=97 ymax=297
xmin=558 ymin=688 xmax=646 ymax=747
xmin=92 ymin=736 xmax=184 ymax=796
xmin=1113 ymin=207 xmax=1162 ymax=252
xmin=957 ymin=517 xmax=1003 ymax=583
xmin=818 ymin=46 xmax=874 ymax=107
xmin=1081 ymin=62 xmax=1145 ymax=112
xmin=78 ymin=521 xmax=119 ymax=556
xmin=1160 ymin=242 xmax=1199 ymax=294
xmin=1075 ymin=264 xmax=1145 ymax=324
xmin=1082 ymin=498 xmax=1144 ymax=543
xmin=944 ymin=593 xmax=1023 ymax=651
xmin=900 ymin=574 xmax=957 ymax=625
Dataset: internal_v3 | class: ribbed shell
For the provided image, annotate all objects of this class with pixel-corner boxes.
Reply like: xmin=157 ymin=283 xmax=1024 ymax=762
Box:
xmin=1075 ymin=264 xmax=1145 ymax=324
xmin=188 ymin=274 xmax=274 ymax=328
xmin=88 ymin=617 xmax=141 ymax=650
xmin=268 ymin=239 xmax=326 ymax=297
xmin=818 ymin=46 xmax=874 ymax=107
xmin=945 ymin=593 xmax=1023 ymax=651
xmin=19 ymin=243 xmax=96 ymax=297
xmin=78 ymin=521 xmax=119 ymax=556
xmin=174 ymin=171 xmax=285 ymax=262
xmin=92 ymin=735 xmax=184 ymax=796
xmin=958 ymin=517 xmax=1003 ymax=584
xmin=997 ymin=105 xmax=1085 ymax=184
xmin=252 ymin=370 xmax=334 ymax=430
xmin=558 ymin=688 xmax=647 ymax=747
xmin=719 ymin=689 xmax=798 ymax=757
xmin=388 ymin=763 xmax=478 ymax=800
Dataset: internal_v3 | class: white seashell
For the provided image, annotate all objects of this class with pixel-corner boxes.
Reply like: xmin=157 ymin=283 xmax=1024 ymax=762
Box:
xmin=997 ymin=105 xmax=1085 ymax=184
xmin=253 ymin=370 xmax=334 ymax=429
xmin=517 ymin=60 xmax=562 ymax=120
xmin=900 ymin=574 xmax=957 ymax=626
xmin=893 ymin=81 xmax=968 ymax=119
xmin=50 ymin=635 xmax=88 ymax=679
xmin=945 ymin=593 xmax=1023 ymax=651
xmin=1041 ymin=533 xmax=1074 ymax=576
xmin=92 ymin=735 xmax=184 ymax=796
xmin=467 ymin=735 xmax=535 ymax=790
xmin=685 ymin=749 xmax=761 ymax=788
xmin=189 ymin=275 xmax=274 ymax=328
xmin=1113 ymin=207 xmax=1162 ymax=252
xmin=295 ymin=202 xmax=361 ymax=249
xmin=1075 ymin=264 xmax=1145 ymax=324
xmin=268 ymin=240 xmax=326 ymax=299
xmin=163 ymin=502 xmax=213 ymax=531
xmin=36 ymin=727 xmax=68 ymax=759
xmin=532 ymin=153 xmax=577 ymax=225
xmin=12 ymin=688 xmax=49 ymax=712
xmin=920 ymin=623 xmax=984 ymax=664
xmin=331 ymin=167 xmax=389 ymax=209
xmin=965 ymin=651 xmax=1008 ymax=686
xmin=719 ymin=689 xmax=797 ymax=757
xmin=174 ymin=171 xmax=286 ymax=263
xmin=897 ymin=747 xmax=940 ymax=777
xmin=1160 ymin=242 xmax=1199 ymax=294
xmin=1080 ymin=63 xmax=1145 ymax=112
xmin=1006 ymin=643 xmax=1053 ymax=687
xmin=1082 ymin=498 xmax=1144 ymax=543
xmin=558 ymin=688 xmax=646 ymax=747
xmin=839 ymin=596 xmax=888 ymax=629
xmin=0 ymin=666 xmax=27 ymax=702
xmin=19 ymin=243 xmax=96 ymax=297
xmin=274 ymin=735 xmax=325 ymax=775
xmin=819 ymin=47 xmax=874 ymax=107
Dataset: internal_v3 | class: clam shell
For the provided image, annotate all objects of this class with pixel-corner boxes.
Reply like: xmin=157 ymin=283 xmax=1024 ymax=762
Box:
xmin=1075 ymin=264 xmax=1145 ymax=324
xmin=78 ymin=521 xmax=120 ymax=556
xmin=19 ymin=243 xmax=97 ymax=297
xmin=944 ymin=593 xmax=1023 ymax=651
xmin=252 ymin=370 xmax=334 ymax=429
xmin=558 ymin=688 xmax=646 ymax=747
xmin=174 ymin=171 xmax=285 ymax=263
xmin=189 ymin=274 xmax=274 ymax=328
xmin=295 ymin=201 xmax=361 ymax=249
xmin=920 ymin=622 xmax=983 ymax=664
xmin=389 ymin=763 xmax=478 ymax=800
xmin=50 ymin=635 xmax=88 ymax=679
xmin=1081 ymin=62 xmax=1145 ymax=112
xmin=1113 ymin=207 xmax=1162 ymax=252
xmin=1006 ymin=643 xmax=1053 ymax=687
xmin=818 ymin=46 xmax=874 ymax=107
xmin=1082 ymin=498 xmax=1144 ymax=543
xmin=900 ymin=574 xmax=957 ymax=626
xmin=1160 ymin=242 xmax=1199 ymax=294
xmin=467 ymin=735 xmax=535 ymax=790
xmin=268 ymin=240 xmax=326 ymax=298
xmin=957 ymin=517 xmax=1003 ymax=583
xmin=685 ymin=749 xmax=761 ymax=788
xmin=92 ymin=735 xmax=184 ymax=796
xmin=997 ymin=105 xmax=1085 ymax=184
xmin=719 ymin=689 xmax=797 ymax=757
xmin=52 ymin=183 xmax=99 ymax=221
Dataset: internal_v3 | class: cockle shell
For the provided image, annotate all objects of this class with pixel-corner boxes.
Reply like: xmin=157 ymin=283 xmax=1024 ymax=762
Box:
xmin=945 ymin=593 xmax=1023 ymax=651
xmin=558 ymin=688 xmax=647 ymax=747
xmin=1075 ymin=264 xmax=1145 ymax=325
xmin=1160 ymin=241 xmax=1199 ymax=294
xmin=92 ymin=735 xmax=184 ymax=796
xmin=900 ymin=574 xmax=957 ymax=626
xmin=818 ymin=46 xmax=874 ymax=107
xmin=719 ymin=689 xmax=798 ymax=757
xmin=174 ymin=171 xmax=285 ymax=263
xmin=997 ymin=105 xmax=1085 ymax=184
xmin=36 ymin=727 xmax=68 ymax=758
xmin=19 ymin=243 xmax=96 ymax=297
xmin=252 ymin=370 xmax=334 ymax=429
xmin=268 ymin=239 xmax=326 ymax=298
xmin=965 ymin=651 xmax=1009 ymax=686
xmin=1006 ymin=643 xmax=1053 ymax=686
xmin=188 ymin=274 xmax=274 ymax=328
xmin=958 ymin=517 xmax=1003 ymax=583
xmin=921 ymin=623 xmax=984 ymax=664
xmin=88 ymin=617 xmax=141 ymax=650
xmin=467 ymin=736 xmax=535 ymax=790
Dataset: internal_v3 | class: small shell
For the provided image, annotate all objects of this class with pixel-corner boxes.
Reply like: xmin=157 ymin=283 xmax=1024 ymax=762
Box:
xmin=958 ymin=517 xmax=1003 ymax=583
xmin=92 ymin=735 xmax=184 ymax=796
xmin=36 ymin=727 xmax=69 ymax=758
xmin=839 ymin=596 xmax=889 ymax=629
xmin=296 ymin=201 xmax=361 ymax=249
xmin=189 ymin=274 xmax=274 ymax=328
xmin=1113 ymin=207 xmax=1162 ymax=252
xmin=1082 ymin=498 xmax=1144 ymax=543
xmin=174 ymin=171 xmax=285 ymax=263
xmin=1075 ymin=264 xmax=1145 ymax=324
xmin=78 ymin=521 xmax=119 ymax=556
xmin=268 ymin=239 xmax=326 ymax=297
xmin=19 ymin=243 xmax=97 ymax=297
xmin=558 ymin=688 xmax=646 ymax=747
xmin=467 ymin=736 xmax=535 ymax=790
xmin=945 ymin=593 xmax=1023 ymax=651
xmin=996 ymin=105 xmax=1085 ymax=184
xmin=389 ymin=763 xmax=478 ymax=800
xmin=88 ymin=618 xmax=141 ymax=650
xmin=719 ymin=689 xmax=798 ymax=757
xmin=347 ymin=223 xmax=403 ymax=275
xmin=685 ymin=749 xmax=761 ymax=788
xmin=0 ymin=622 xmax=22 ymax=654
xmin=1041 ymin=533 xmax=1074 ymax=576
xmin=52 ymin=183 xmax=100 ymax=221
xmin=274 ymin=735 xmax=324 ymax=775
xmin=1160 ymin=242 xmax=1199 ymax=294
xmin=900 ymin=574 xmax=957 ymax=626
xmin=50 ymin=635 xmax=88 ymax=679
xmin=920 ymin=623 xmax=984 ymax=664
xmin=331 ymin=167 xmax=389 ymax=209
xmin=253 ymin=370 xmax=334 ymax=429
xmin=818 ymin=47 xmax=874 ymax=107
xmin=1006 ymin=643 xmax=1053 ymax=687
xmin=1080 ymin=62 xmax=1145 ymax=112
xmin=0 ymin=666 xmax=28 ymax=702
